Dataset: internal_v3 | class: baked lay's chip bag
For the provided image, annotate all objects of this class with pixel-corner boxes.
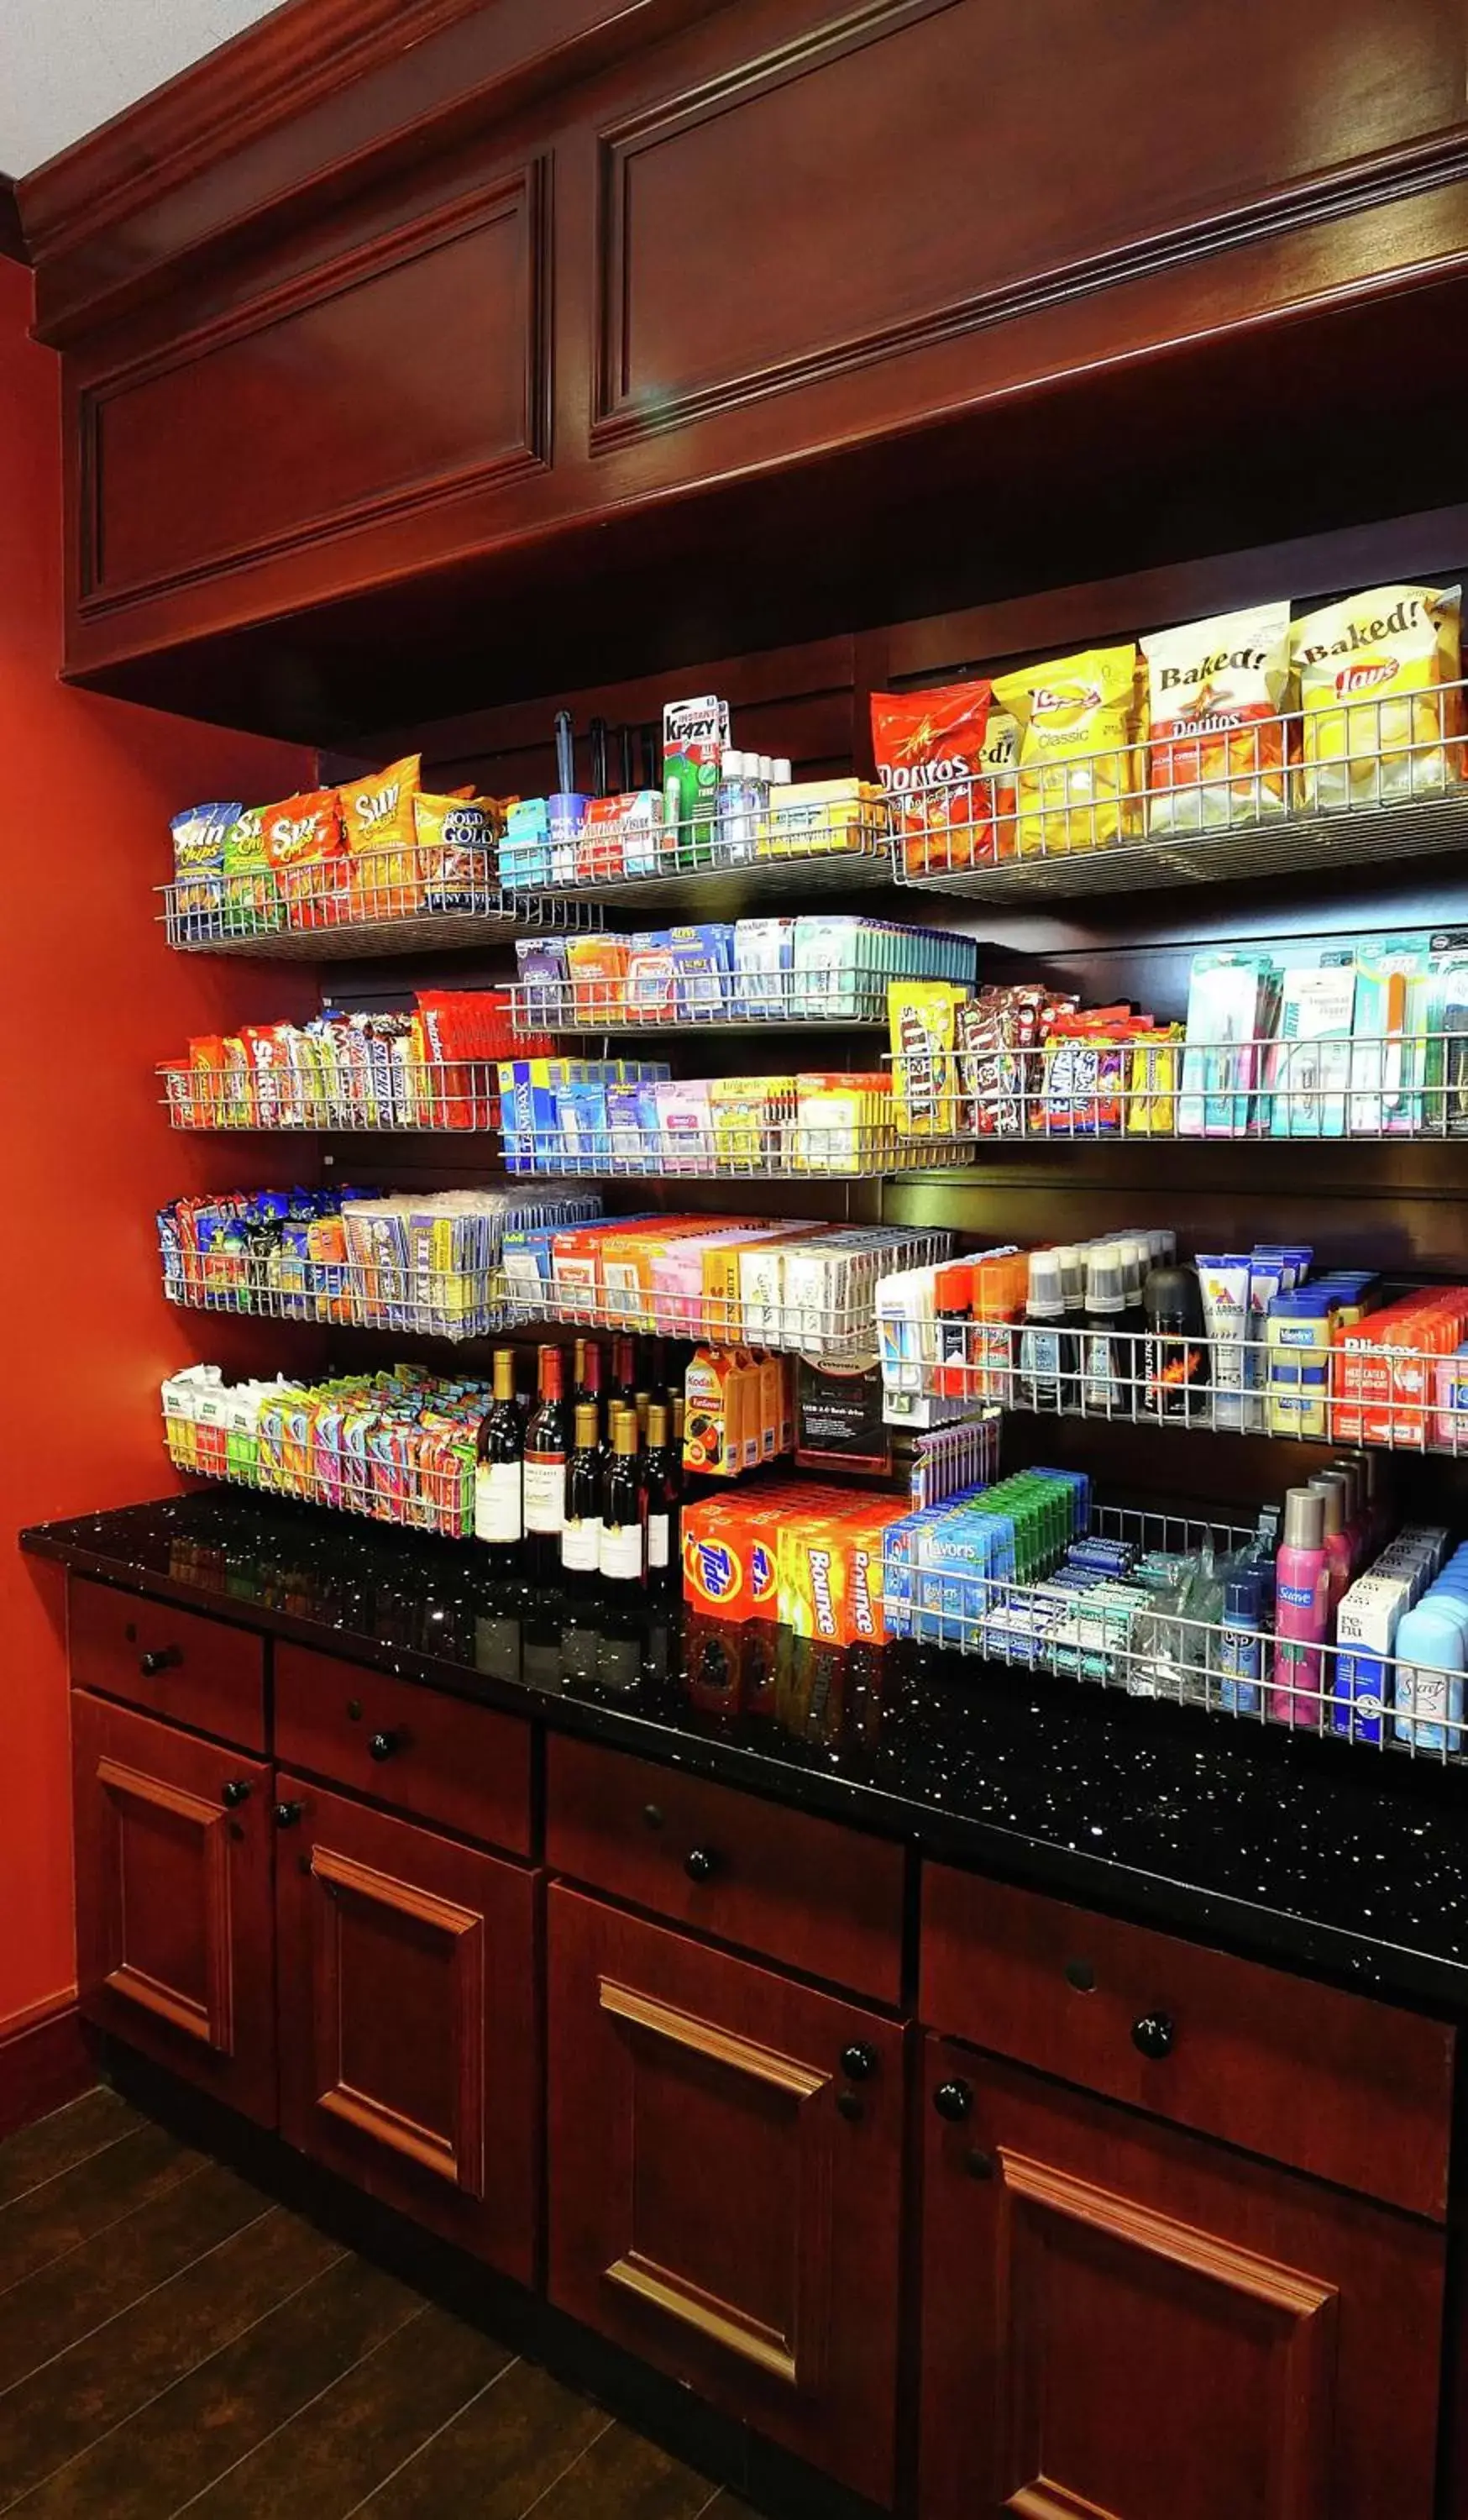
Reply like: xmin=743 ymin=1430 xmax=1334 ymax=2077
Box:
xmin=1291 ymin=584 xmax=1462 ymax=810
xmin=994 ymin=644 xmax=1142 ymax=856
xmin=870 ymin=680 xmax=994 ymax=874
xmin=1142 ymin=601 xmax=1292 ymax=833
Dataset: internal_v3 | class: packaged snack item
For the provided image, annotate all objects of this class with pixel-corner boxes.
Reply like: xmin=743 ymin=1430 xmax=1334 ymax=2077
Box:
xmin=1142 ymin=602 xmax=1292 ymax=832
xmin=416 ymin=795 xmax=495 ymax=914
xmin=981 ymin=711 xmax=1020 ymax=858
xmin=339 ymin=755 xmax=422 ymax=855
xmin=262 ymin=790 xmax=345 ymax=928
xmin=220 ymin=806 xmax=284 ymax=934
xmin=1292 ymin=584 xmax=1462 ymax=809
xmin=889 ymin=982 xmax=965 ymax=1136
xmin=994 ymin=645 xmax=1142 ymax=856
xmin=170 ymin=801 xmax=241 ymax=939
xmin=871 ymin=680 xmax=994 ymax=875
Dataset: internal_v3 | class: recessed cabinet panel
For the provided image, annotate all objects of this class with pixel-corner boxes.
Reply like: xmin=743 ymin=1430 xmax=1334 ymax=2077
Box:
xmin=547 ymin=1884 xmax=902 ymax=2502
xmin=82 ymin=171 xmax=547 ymax=606
xmin=598 ymin=0 xmax=1460 ymax=437
xmin=919 ymin=2035 xmax=1443 ymax=2520
xmin=275 ymin=1778 xmax=537 ymax=2279
xmin=71 ymin=1690 xmax=276 ymax=2125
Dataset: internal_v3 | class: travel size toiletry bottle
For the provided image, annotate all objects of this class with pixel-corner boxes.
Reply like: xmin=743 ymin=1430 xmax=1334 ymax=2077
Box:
xmin=1020 ymin=1249 xmax=1068 ymax=1411
xmin=1143 ymin=1263 xmax=1209 ymax=1420
xmin=1308 ymin=1472 xmax=1353 ymax=1623
xmin=1271 ymin=1485 xmax=1329 ymax=1727
xmin=1083 ymin=1243 xmax=1136 ymax=1415
xmin=1216 ymin=1566 xmax=1265 ymax=1714
xmin=1393 ymin=1591 xmax=1468 ymax=1752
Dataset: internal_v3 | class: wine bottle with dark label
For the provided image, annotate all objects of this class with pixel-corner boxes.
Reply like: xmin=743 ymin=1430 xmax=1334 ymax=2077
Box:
xmin=561 ymin=1399 xmax=603 ymax=1589
xmin=599 ymin=1404 xmax=646 ymax=1585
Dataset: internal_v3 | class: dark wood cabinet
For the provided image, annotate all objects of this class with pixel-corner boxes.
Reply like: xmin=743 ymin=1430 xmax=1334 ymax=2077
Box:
xmin=918 ymin=2034 xmax=1444 ymax=2520
xmin=71 ymin=1689 xmax=276 ymax=2126
xmin=546 ymin=1882 xmax=903 ymax=2505
xmin=275 ymin=1777 xmax=538 ymax=2282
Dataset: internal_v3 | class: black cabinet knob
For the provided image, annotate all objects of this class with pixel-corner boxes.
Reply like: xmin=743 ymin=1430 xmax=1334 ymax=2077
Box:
xmin=835 ymin=2091 xmax=863 ymax=2124
xmin=1131 ymin=2011 xmax=1176 ymax=2061
xmin=933 ymin=2078 xmax=974 ymax=2123
xmin=683 ymin=1847 xmax=718 ymax=1883
xmin=139 ymin=1646 xmax=181 ymax=1676
xmin=274 ymin=1800 xmax=304 ymax=1830
xmin=220 ymin=1780 xmax=252 ymax=1809
xmin=642 ymin=1802 xmax=664 ymax=1830
xmin=367 ymin=1730 xmax=399 ymax=1762
xmin=840 ymin=2042 xmax=878 ymax=2083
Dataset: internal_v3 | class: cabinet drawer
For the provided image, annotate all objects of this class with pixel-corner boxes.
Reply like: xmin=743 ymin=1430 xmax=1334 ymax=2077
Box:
xmin=69 ymin=1578 xmax=265 ymax=1753
xmin=547 ymin=1736 xmax=903 ymax=2003
xmin=275 ymin=1646 xmax=531 ymax=1857
xmin=921 ymin=1866 xmax=1453 ymax=2218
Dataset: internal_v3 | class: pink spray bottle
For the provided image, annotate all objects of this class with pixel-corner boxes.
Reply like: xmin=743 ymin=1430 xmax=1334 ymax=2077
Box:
xmin=1271 ymin=1485 xmax=1329 ymax=1728
xmin=1309 ymin=1473 xmax=1354 ymax=1618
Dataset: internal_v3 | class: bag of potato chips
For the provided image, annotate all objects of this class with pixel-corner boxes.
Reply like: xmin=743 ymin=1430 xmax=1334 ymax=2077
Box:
xmin=1291 ymin=584 xmax=1461 ymax=810
xmin=870 ymin=681 xmax=994 ymax=874
xmin=338 ymin=753 xmax=423 ymax=918
xmin=994 ymin=645 xmax=1141 ymax=856
xmin=1143 ymin=602 xmax=1292 ymax=833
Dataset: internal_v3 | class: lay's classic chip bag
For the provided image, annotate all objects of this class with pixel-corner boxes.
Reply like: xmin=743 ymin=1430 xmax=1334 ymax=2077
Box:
xmin=994 ymin=644 xmax=1141 ymax=856
xmin=1291 ymin=584 xmax=1462 ymax=810
xmin=1143 ymin=601 xmax=1292 ymax=833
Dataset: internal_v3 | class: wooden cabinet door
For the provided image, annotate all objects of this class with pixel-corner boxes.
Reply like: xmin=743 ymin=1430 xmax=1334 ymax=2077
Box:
xmin=919 ymin=2034 xmax=1444 ymax=2520
xmin=71 ymin=1689 xmax=275 ymax=2125
xmin=547 ymin=1884 xmax=902 ymax=2505
xmin=275 ymin=1777 xmax=537 ymax=2283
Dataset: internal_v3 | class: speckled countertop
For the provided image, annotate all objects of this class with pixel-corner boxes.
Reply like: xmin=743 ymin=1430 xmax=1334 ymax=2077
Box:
xmin=23 ymin=1491 xmax=1468 ymax=2013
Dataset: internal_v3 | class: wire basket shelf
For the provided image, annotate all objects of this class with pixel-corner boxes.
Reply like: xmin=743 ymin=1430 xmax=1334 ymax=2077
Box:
xmin=161 ymin=849 xmax=604 ymax=961
xmin=886 ymin=1029 xmax=1468 ymax=1142
xmin=500 ymin=1121 xmax=976 ymax=1180
xmin=878 ymin=1318 xmax=1468 ymax=1456
xmin=889 ymin=676 xmax=1468 ymax=900
xmin=893 ymin=1503 xmax=1466 ymax=1761
xmin=163 ymin=1411 xmax=479 ymax=1540
xmin=161 ymin=1058 xmax=506 ymax=1133
xmin=502 ymin=799 xmax=895 ymax=911
xmin=497 ymin=1229 xmax=953 ymax=1361
xmin=508 ymin=963 xmax=895 ymax=1035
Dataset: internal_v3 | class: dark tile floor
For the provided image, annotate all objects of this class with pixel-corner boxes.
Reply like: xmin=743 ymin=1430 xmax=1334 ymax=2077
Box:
xmin=0 ymin=2086 xmax=753 ymax=2520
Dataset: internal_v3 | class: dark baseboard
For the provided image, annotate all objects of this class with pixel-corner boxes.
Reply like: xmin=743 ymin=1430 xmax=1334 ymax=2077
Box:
xmin=100 ymin=2040 xmax=889 ymax=2520
xmin=0 ymin=2000 xmax=94 ymax=2140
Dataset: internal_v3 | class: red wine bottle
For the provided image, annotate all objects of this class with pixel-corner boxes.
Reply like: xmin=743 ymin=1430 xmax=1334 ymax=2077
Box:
xmin=522 ymin=1345 xmax=569 ymax=1584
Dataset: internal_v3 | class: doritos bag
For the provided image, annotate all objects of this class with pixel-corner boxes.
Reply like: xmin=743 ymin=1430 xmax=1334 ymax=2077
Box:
xmin=1291 ymin=585 xmax=1462 ymax=811
xmin=1143 ymin=602 xmax=1292 ymax=834
xmin=994 ymin=645 xmax=1142 ymax=857
xmin=870 ymin=680 xmax=994 ymax=874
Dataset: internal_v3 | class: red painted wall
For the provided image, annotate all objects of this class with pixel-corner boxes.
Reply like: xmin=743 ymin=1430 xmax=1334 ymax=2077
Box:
xmin=0 ymin=256 xmax=314 ymax=2036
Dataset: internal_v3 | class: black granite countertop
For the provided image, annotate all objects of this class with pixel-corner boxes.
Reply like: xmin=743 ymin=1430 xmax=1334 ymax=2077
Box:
xmin=23 ymin=1491 xmax=1468 ymax=2014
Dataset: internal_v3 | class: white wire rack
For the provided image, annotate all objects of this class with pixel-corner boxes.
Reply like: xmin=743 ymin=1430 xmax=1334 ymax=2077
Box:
xmin=160 ymin=1244 xmax=521 ymax=1338
xmin=163 ymin=1408 xmax=479 ymax=1538
xmin=496 ymin=1229 xmax=953 ymax=1360
xmin=160 ymin=848 xmax=604 ymax=960
xmin=500 ymin=1118 xmax=976 ymax=1179
xmin=508 ymin=963 xmax=898 ymax=1034
xmin=886 ymin=1028 xmax=1468 ymax=1141
xmin=889 ymin=676 xmax=1468 ymax=899
xmin=889 ymin=1502 xmax=1465 ymax=1759
xmin=160 ymin=1057 xmax=506 ymax=1132
xmin=502 ymin=796 xmax=894 ymax=909
xmin=879 ymin=1317 xmax=1468 ymax=1454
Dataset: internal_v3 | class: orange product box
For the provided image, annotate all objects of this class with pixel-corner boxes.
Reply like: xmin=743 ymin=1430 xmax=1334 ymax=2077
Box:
xmin=683 ymin=1347 xmax=753 ymax=1478
xmin=599 ymin=1217 xmax=730 ymax=1327
xmin=777 ymin=1499 xmax=908 ymax=1646
xmin=565 ymin=937 xmax=632 ymax=1024
xmin=682 ymin=1488 xmax=805 ymax=1621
